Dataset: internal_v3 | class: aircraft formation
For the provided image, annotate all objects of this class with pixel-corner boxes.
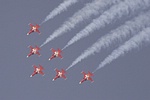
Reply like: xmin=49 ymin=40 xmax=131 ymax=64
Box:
xmin=27 ymin=24 xmax=94 ymax=84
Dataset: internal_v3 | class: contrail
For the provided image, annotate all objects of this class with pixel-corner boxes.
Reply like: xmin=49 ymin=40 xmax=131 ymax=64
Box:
xmin=66 ymin=11 xmax=150 ymax=70
xmin=41 ymin=0 xmax=78 ymax=24
xmin=63 ymin=0 xmax=150 ymax=50
xmin=40 ymin=0 xmax=122 ymax=47
xmin=93 ymin=27 xmax=150 ymax=73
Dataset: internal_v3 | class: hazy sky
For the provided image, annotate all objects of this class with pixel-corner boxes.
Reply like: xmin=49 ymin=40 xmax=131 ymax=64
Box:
xmin=0 ymin=0 xmax=150 ymax=100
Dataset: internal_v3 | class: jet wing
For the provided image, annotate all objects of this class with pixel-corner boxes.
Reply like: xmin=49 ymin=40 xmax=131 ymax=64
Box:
xmin=36 ymin=52 xmax=41 ymax=56
xmin=88 ymin=77 xmax=94 ymax=83
xmin=81 ymin=71 xmax=86 ymax=77
xmin=39 ymin=71 xmax=44 ymax=76
xmin=36 ymin=29 xmax=40 ymax=34
xmin=62 ymin=74 xmax=66 ymax=79
xmin=28 ymin=46 xmax=33 ymax=52
xmin=33 ymin=65 xmax=37 ymax=71
xmin=29 ymin=23 xmax=33 ymax=27
xmin=58 ymin=54 xmax=63 ymax=58
xmin=55 ymin=68 xmax=60 ymax=73
xmin=51 ymin=48 xmax=56 ymax=53
xmin=29 ymin=45 xmax=33 ymax=49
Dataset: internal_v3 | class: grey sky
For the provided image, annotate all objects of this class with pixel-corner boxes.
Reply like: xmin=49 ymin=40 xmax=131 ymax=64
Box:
xmin=0 ymin=0 xmax=150 ymax=100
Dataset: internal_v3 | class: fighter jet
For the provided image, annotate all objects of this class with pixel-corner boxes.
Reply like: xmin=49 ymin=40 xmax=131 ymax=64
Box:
xmin=79 ymin=71 xmax=94 ymax=84
xmin=49 ymin=48 xmax=63 ymax=60
xmin=30 ymin=65 xmax=44 ymax=77
xmin=52 ymin=68 xmax=67 ymax=81
xmin=27 ymin=23 xmax=40 ymax=35
xmin=27 ymin=45 xmax=41 ymax=58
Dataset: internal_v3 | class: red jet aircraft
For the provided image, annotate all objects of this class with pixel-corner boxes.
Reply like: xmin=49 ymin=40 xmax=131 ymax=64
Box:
xmin=79 ymin=71 xmax=94 ymax=84
xmin=30 ymin=65 xmax=44 ymax=77
xmin=52 ymin=68 xmax=67 ymax=81
xmin=49 ymin=48 xmax=63 ymax=60
xmin=27 ymin=45 xmax=41 ymax=58
xmin=27 ymin=23 xmax=40 ymax=35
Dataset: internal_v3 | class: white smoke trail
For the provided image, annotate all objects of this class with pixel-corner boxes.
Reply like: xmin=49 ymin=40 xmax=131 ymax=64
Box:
xmin=40 ymin=0 xmax=122 ymax=47
xmin=93 ymin=27 xmax=150 ymax=73
xmin=66 ymin=11 xmax=150 ymax=70
xmin=41 ymin=0 xmax=78 ymax=24
xmin=63 ymin=0 xmax=150 ymax=50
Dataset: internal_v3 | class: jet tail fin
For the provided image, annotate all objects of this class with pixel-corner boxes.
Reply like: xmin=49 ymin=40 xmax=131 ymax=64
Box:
xmin=62 ymin=69 xmax=66 ymax=74
xmin=35 ymin=45 xmax=40 ymax=50
xmin=88 ymin=71 xmax=94 ymax=76
xmin=58 ymin=48 xmax=62 ymax=53
xmin=39 ymin=65 xmax=44 ymax=70
xmin=36 ymin=24 xmax=40 ymax=28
